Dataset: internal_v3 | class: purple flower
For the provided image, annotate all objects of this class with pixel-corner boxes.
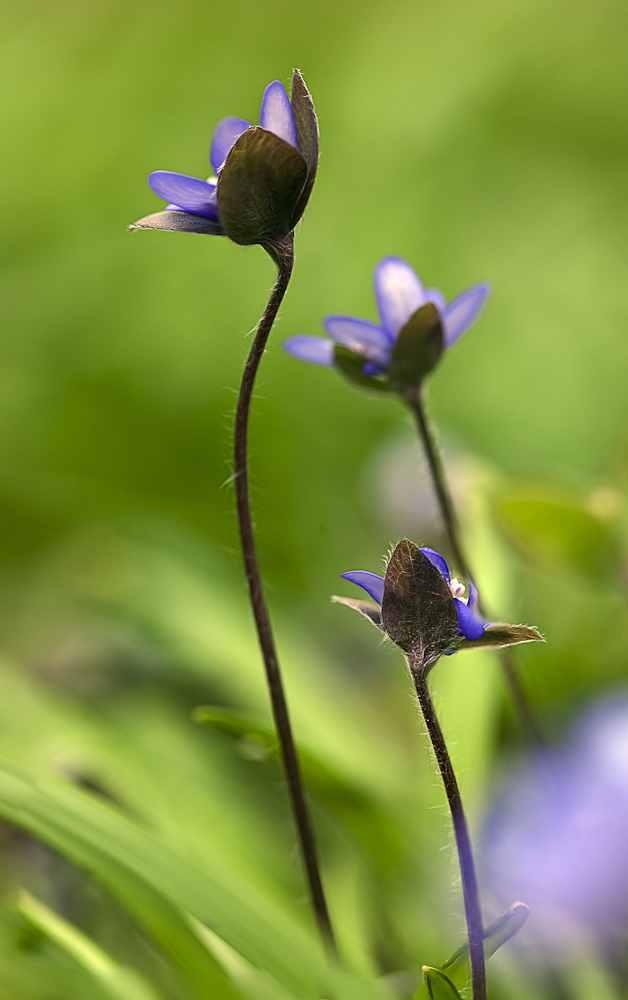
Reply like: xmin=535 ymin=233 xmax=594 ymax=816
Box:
xmin=148 ymin=80 xmax=297 ymax=222
xmin=283 ymin=256 xmax=490 ymax=386
xmin=132 ymin=71 xmax=318 ymax=247
xmin=341 ymin=545 xmax=486 ymax=643
xmin=482 ymin=695 xmax=628 ymax=954
xmin=335 ymin=539 xmax=542 ymax=662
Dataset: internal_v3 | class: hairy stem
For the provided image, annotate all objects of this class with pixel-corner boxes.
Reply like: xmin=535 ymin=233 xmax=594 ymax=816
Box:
xmin=405 ymin=384 xmax=542 ymax=748
xmin=233 ymin=234 xmax=336 ymax=956
xmin=411 ymin=662 xmax=486 ymax=1000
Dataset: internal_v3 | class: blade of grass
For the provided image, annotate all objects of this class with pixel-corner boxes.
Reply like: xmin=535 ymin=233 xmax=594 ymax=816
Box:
xmin=0 ymin=757 xmax=388 ymax=1000
xmin=17 ymin=889 xmax=162 ymax=1000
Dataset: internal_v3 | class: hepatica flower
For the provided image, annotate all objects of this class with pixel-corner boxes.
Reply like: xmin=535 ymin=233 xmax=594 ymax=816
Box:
xmin=482 ymin=695 xmax=628 ymax=953
xmin=132 ymin=71 xmax=318 ymax=256
xmin=334 ymin=539 xmax=543 ymax=671
xmin=284 ymin=257 xmax=490 ymax=392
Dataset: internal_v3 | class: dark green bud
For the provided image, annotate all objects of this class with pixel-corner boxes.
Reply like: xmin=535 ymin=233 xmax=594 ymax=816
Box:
xmin=381 ymin=540 xmax=459 ymax=666
xmin=217 ymin=126 xmax=307 ymax=251
xmin=333 ymin=345 xmax=391 ymax=392
xmin=388 ymin=302 xmax=444 ymax=391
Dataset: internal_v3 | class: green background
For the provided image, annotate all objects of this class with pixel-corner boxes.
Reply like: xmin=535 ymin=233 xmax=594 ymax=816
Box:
xmin=1 ymin=0 xmax=628 ymax=997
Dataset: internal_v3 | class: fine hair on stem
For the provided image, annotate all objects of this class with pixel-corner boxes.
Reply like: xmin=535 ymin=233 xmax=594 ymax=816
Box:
xmin=233 ymin=233 xmax=336 ymax=956
xmin=409 ymin=655 xmax=486 ymax=1000
xmin=404 ymin=383 xmax=543 ymax=748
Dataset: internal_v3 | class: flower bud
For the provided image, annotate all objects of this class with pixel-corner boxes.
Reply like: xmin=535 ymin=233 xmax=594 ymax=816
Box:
xmin=335 ymin=539 xmax=544 ymax=671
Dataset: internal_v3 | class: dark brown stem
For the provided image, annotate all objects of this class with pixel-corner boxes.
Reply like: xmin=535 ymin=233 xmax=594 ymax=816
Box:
xmin=405 ymin=384 xmax=543 ymax=748
xmin=411 ymin=662 xmax=486 ymax=1000
xmin=233 ymin=234 xmax=336 ymax=956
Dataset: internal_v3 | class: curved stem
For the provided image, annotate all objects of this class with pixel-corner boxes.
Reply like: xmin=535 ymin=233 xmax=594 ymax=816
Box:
xmin=233 ymin=234 xmax=336 ymax=956
xmin=411 ymin=662 xmax=486 ymax=1000
xmin=405 ymin=384 xmax=543 ymax=748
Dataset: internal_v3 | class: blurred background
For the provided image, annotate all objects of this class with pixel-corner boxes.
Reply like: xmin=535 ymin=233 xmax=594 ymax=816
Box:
xmin=2 ymin=0 xmax=628 ymax=996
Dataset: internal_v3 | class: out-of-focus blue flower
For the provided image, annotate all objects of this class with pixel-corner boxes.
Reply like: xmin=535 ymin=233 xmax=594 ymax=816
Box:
xmin=148 ymin=80 xmax=298 ymax=220
xmin=342 ymin=545 xmax=486 ymax=643
xmin=482 ymin=695 xmax=628 ymax=952
xmin=283 ymin=256 xmax=490 ymax=374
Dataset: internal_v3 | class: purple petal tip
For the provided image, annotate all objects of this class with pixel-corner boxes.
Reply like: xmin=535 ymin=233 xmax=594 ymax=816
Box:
xmin=259 ymin=80 xmax=298 ymax=148
xmin=341 ymin=571 xmax=385 ymax=605
xmin=283 ymin=336 xmax=334 ymax=367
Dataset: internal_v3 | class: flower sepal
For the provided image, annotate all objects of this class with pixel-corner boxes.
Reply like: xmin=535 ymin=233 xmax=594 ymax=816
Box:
xmin=217 ymin=125 xmax=307 ymax=251
xmin=387 ymin=302 xmax=444 ymax=391
xmin=288 ymin=68 xmax=319 ymax=222
xmin=380 ymin=540 xmax=459 ymax=667
xmin=456 ymin=623 xmax=544 ymax=650
xmin=333 ymin=345 xmax=392 ymax=392
xmin=330 ymin=595 xmax=384 ymax=629
xmin=130 ymin=210 xmax=224 ymax=236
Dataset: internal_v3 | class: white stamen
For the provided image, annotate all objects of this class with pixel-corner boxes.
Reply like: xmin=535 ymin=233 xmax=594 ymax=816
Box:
xmin=450 ymin=578 xmax=465 ymax=598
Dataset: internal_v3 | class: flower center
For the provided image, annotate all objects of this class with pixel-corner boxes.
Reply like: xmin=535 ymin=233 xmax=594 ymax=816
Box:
xmin=449 ymin=578 xmax=465 ymax=599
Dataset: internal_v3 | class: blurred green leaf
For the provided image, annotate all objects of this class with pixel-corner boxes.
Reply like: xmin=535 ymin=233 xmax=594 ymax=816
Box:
xmin=494 ymin=487 xmax=619 ymax=579
xmin=17 ymin=890 xmax=161 ymax=1000
xmin=0 ymin=757 xmax=388 ymax=1000
xmin=0 ymin=767 xmax=238 ymax=1000
xmin=193 ymin=919 xmax=301 ymax=1000
xmin=193 ymin=708 xmax=401 ymax=871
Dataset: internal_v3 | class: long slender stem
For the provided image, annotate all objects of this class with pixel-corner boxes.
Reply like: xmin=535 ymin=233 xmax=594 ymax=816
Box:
xmin=405 ymin=384 xmax=543 ymax=748
xmin=406 ymin=386 xmax=471 ymax=580
xmin=411 ymin=662 xmax=486 ymax=1000
xmin=233 ymin=234 xmax=336 ymax=956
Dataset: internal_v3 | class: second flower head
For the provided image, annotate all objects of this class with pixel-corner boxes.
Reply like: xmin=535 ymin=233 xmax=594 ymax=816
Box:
xmin=284 ymin=256 xmax=490 ymax=391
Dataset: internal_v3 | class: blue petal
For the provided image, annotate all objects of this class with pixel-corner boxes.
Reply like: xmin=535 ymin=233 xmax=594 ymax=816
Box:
xmin=454 ymin=598 xmax=486 ymax=641
xmin=148 ymin=172 xmax=218 ymax=217
xmin=210 ymin=116 xmax=251 ymax=173
xmin=283 ymin=336 xmax=334 ymax=366
xmin=323 ymin=316 xmax=392 ymax=366
xmin=442 ymin=283 xmax=491 ymax=348
xmin=259 ymin=81 xmax=298 ymax=147
xmin=341 ymin=571 xmax=385 ymax=605
xmin=426 ymin=288 xmax=446 ymax=311
xmin=164 ymin=195 xmax=215 ymax=211
xmin=363 ymin=363 xmax=384 ymax=376
xmin=467 ymin=581 xmax=479 ymax=611
xmin=420 ymin=547 xmax=450 ymax=582
xmin=374 ymin=256 xmax=427 ymax=339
